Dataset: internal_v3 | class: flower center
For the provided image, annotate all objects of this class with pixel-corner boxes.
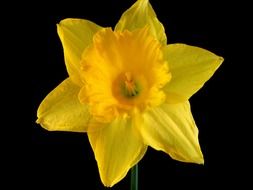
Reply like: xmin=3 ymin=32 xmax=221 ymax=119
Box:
xmin=123 ymin=72 xmax=139 ymax=97
xmin=111 ymin=71 xmax=146 ymax=107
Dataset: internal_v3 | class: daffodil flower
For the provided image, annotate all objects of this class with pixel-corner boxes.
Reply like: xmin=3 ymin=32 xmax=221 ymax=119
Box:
xmin=36 ymin=0 xmax=223 ymax=187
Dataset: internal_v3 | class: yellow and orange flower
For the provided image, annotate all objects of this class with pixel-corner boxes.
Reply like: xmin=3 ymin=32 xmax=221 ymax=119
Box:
xmin=36 ymin=0 xmax=223 ymax=187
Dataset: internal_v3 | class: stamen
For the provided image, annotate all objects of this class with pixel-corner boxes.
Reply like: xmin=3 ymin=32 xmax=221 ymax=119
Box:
xmin=124 ymin=72 xmax=138 ymax=97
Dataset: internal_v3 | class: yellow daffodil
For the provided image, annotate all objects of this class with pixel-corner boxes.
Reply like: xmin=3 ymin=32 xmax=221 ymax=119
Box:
xmin=36 ymin=0 xmax=223 ymax=187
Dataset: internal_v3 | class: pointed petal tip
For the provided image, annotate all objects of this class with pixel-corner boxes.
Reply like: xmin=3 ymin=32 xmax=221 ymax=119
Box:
xmin=35 ymin=117 xmax=53 ymax=131
xmin=216 ymin=55 xmax=224 ymax=62
xmin=218 ymin=56 xmax=224 ymax=64
xmin=115 ymin=0 xmax=166 ymax=44
xmin=98 ymin=166 xmax=125 ymax=188
xmin=56 ymin=19 xmax=66 ymax=29
xmin=219 ymin=56 xmax=224 ymax=61
xmin=36 ymin=118 xmax=41 ymax=124
xmin=56 ymin=23 xmax=63 ymax=40
xmin=56 ymin=23 xmax=60 ymax=30
xmin=213 ymin=55 xmax=224 ymax=71
xmin=98 ymin=157 xmax=143 ymax=187
xmin=194 ymin=150 xmax=205 ymax=165
xmin=196 ymin=155 xmax=205 ymax=165
xmin=101 ymin=179 xmax=114 ymax=188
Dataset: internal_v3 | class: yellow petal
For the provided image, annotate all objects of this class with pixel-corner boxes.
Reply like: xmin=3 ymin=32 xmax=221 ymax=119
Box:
xmin=36 ymin=78 xmax=90 ymax=132
xmin=57 ymin=19 xmax=102 ymax=86
xmin=163 ymin=44 xmax=224 ymax=103
xmin=88 ymin=115 xmax=147 ymax=187
xmin=140 ymin=102 xmax=204 ymax=164
xmin=115 ymin=0 xmax=167 ymax=44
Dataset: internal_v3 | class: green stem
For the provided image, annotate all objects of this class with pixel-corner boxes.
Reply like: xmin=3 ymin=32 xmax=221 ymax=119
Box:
xmin=130 ymin=164 xmax=138 ymax=190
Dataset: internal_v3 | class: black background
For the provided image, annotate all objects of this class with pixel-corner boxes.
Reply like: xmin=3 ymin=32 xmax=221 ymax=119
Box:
xmin=31 ymin=0 xmax=246 ymax=189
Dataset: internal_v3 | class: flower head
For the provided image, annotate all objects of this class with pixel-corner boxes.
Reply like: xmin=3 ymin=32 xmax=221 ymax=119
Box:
xmin=37 ymin=0 xmax=223 ymax=187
